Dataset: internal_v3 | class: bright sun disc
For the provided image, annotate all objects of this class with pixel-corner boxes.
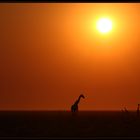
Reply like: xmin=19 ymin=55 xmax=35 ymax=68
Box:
xmin=96 ymin=18 xmax=112 ymax=34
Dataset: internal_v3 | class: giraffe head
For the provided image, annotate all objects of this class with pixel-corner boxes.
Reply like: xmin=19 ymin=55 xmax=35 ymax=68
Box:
xmin=79 ymin=94 xmax=85 ymax=99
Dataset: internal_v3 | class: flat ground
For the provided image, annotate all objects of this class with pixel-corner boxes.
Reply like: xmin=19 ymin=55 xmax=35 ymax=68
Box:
xmin=0 ymin=111 xmax=140 ymax=138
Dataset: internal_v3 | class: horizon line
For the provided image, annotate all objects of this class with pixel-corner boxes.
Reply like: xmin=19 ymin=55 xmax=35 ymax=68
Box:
xmin=0 ymin=109 xmax=137 ymax=112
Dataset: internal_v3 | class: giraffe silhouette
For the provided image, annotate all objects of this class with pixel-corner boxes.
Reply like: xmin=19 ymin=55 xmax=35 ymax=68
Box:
xmin=137 ymin=104 xmax=140 ymax=117
xmin=71 ymin=94 xmax=85 ymax=113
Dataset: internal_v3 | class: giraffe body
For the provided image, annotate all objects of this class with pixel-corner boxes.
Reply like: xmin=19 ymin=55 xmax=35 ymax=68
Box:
xmin=71 ymin=94 xmax=85 ymax=113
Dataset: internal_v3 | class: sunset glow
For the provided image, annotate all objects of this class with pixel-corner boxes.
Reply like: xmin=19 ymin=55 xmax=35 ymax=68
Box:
xmin=96 ymin=18 xmax=112 ymax=34
xmin=0 ymin=3 xmax=140 ymax=111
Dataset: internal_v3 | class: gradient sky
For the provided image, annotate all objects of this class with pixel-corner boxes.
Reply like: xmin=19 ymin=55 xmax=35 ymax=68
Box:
xmin=0 ymin=3 xmax=140 ymax=110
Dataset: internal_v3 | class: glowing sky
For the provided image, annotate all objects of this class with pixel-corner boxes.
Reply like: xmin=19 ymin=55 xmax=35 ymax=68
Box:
xmin=0 ymin=3 xmax=140 ymax=110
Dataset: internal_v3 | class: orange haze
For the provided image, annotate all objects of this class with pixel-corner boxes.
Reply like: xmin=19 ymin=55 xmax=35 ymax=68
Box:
xmin=0 ymin=3 xmax=140 ymax=110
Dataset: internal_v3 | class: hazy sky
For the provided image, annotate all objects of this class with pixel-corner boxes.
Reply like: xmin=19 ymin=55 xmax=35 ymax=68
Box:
xmin=0 ymin=3 xmax=140 ymax=110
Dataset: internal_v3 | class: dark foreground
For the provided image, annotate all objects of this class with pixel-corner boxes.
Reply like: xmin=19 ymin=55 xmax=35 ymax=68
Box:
xmin=0 ymin=111 xmax=140 ymax=138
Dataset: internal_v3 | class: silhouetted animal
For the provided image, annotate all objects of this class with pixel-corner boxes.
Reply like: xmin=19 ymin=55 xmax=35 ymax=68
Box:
xmin=124 ymin=107 xmax=129 ymax=114
xmin=137 ymin=104 xmax=140 ymax=117
xmin=121 ymin=107 xmax=130 ymax=123
xmin=122 ymin=107 xmax=129 ymax=117
xmin=71 ymin=94 xmax=85 ymax=113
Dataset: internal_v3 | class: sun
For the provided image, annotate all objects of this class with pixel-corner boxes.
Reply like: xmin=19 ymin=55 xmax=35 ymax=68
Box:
xmin=96 ymin=18 xmax=112 ymax=34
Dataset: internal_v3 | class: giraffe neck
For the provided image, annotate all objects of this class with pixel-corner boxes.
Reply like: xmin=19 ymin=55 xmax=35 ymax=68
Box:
xmin=77 ymin=96 xmax=81 ymax=104
xmin=74 ymin=96 xmax=83 ymax=106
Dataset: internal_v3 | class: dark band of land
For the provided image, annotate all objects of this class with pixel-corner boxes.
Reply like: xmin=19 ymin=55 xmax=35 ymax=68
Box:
xmin=0 ymin=111 xmax=140 ymax=138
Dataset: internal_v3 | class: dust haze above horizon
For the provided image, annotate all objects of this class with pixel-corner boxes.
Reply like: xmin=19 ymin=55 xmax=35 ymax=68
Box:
xmin=0 ymin=3 xmax=140 ymax=111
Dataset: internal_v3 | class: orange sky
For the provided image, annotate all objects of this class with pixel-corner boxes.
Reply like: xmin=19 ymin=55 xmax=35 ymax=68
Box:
xmin=0 ymin=3 xmax=140 ymax=110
